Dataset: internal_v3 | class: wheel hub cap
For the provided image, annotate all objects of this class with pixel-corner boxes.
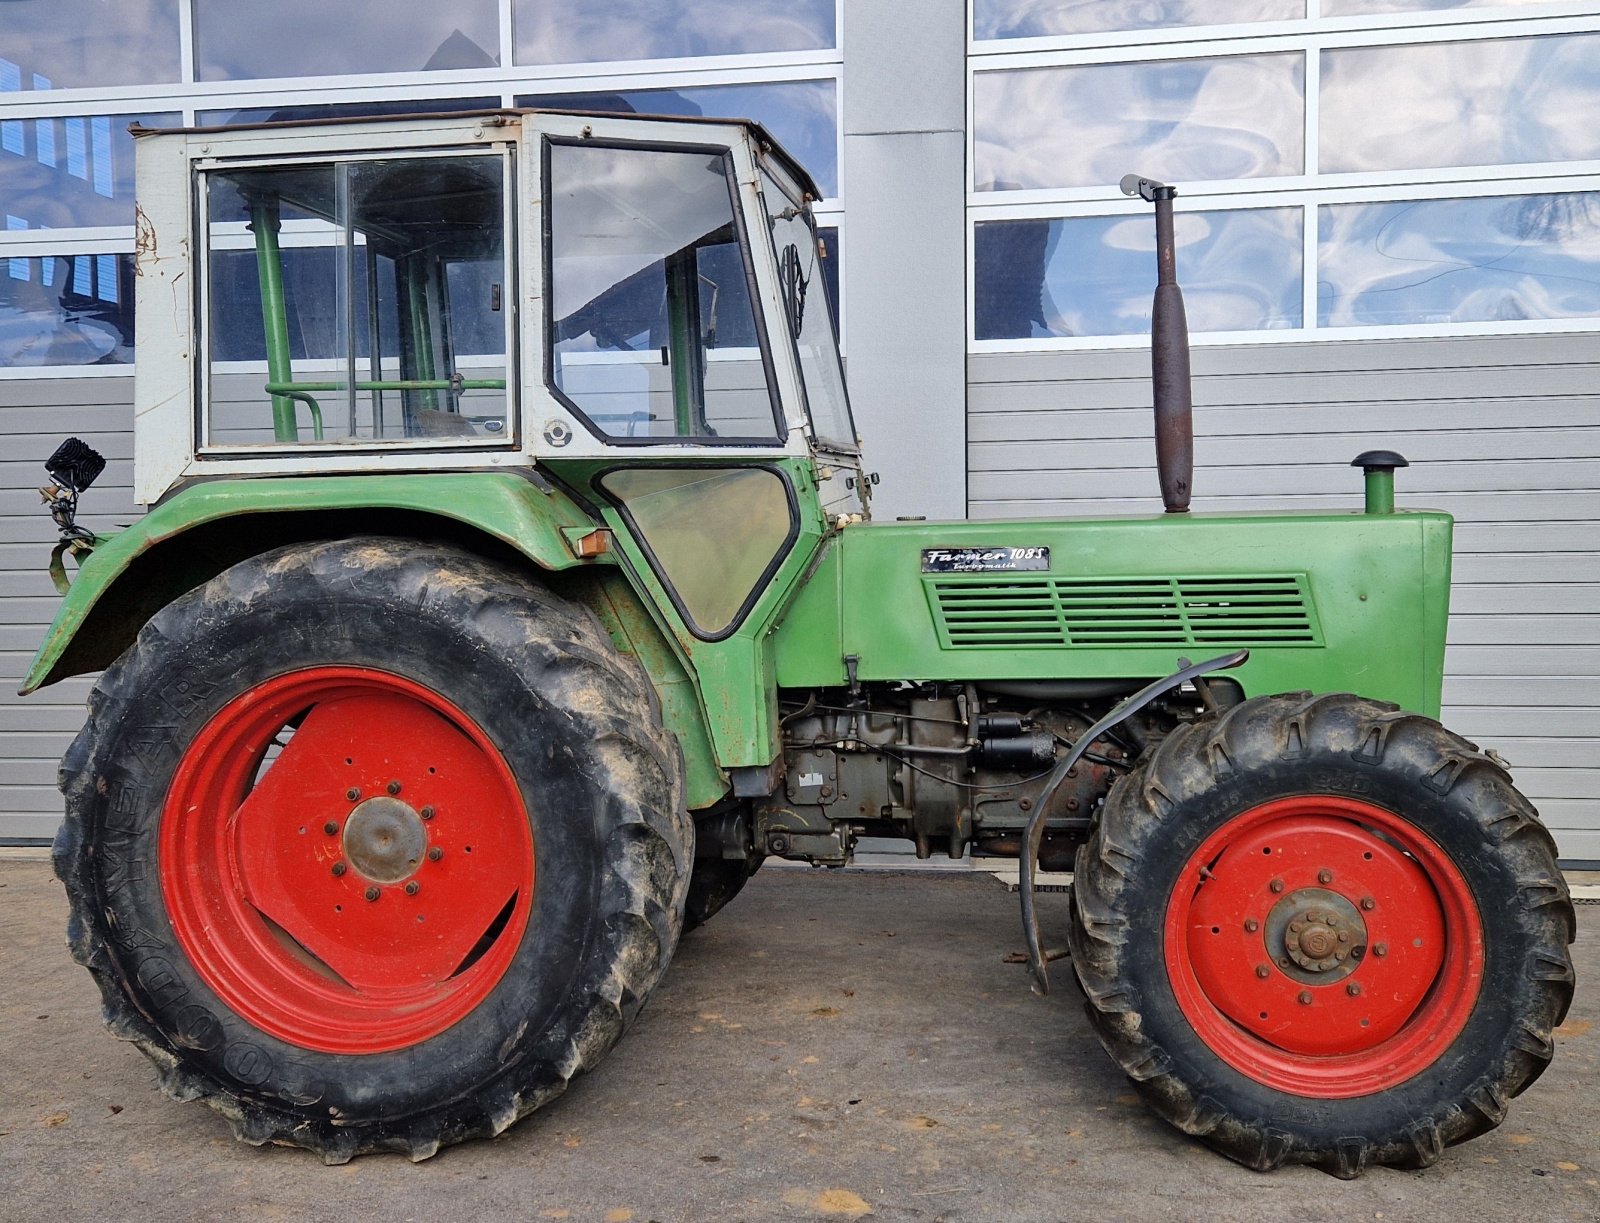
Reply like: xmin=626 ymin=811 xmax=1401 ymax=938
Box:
xmin=1269 ymin=887 xmax=1366 ymax=982
xmin=342 ymin=797 xmax=427 ymax=884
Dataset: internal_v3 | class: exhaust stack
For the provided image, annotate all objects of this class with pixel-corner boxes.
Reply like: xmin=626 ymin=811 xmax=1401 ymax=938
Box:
xmin=1120 ymin=174 xmax=1193 ymax=514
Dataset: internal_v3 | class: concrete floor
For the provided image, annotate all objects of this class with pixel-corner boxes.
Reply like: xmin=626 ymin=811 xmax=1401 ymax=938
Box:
xmin=1 ymin=859 xmax=1596 ymax=1223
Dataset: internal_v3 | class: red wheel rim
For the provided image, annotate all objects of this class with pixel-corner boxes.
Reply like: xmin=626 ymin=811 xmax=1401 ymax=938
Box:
xmin=160 ymin=667 xmax=534 ymax=1055
xmin=1163 ymin=796 xmax=1483 ymax=1098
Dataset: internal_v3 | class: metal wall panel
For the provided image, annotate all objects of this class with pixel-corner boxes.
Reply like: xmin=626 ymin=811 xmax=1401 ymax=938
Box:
xmin=840 ymin=0 xmax=967 ymax=521
xmin=0 ymin=375 xmax=134 ymax=841
xmin=968 ymin=332 xmax=1600 ymax=862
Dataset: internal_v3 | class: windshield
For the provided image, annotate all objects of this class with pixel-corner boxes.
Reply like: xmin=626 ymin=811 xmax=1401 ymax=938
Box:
xmin=760 ymin=169 xmax=856 ymax=454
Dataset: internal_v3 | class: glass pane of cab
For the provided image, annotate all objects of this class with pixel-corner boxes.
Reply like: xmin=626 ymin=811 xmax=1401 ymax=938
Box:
xmin=761 ymin=170 xmax=855 ymax=452
xmin=204 ymin=154 xmax=511 ymax=448
xmin=546 ymin=141 xmax=782 ymax=443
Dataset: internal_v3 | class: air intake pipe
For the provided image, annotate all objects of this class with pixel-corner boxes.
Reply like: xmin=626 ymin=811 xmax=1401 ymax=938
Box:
xmin=1120 ymin=174 xmax=1193 ymax=513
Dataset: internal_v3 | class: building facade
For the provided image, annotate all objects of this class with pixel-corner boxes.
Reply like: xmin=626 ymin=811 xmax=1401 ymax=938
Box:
xmin=2 ymin=1 xmax=1596 ymax=859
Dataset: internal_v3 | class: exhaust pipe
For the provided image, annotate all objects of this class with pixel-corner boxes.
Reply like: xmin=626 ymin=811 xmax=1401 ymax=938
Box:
xmin=1120 ymin=174 xmax=1193 ymax=514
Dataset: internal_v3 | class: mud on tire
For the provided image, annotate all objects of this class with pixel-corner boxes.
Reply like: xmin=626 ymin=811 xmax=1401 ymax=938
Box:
xmin=53 ymin=537 xmax=691 ymax=1162
xmin=1069 ymin=692 xmax=1575 ymax=1177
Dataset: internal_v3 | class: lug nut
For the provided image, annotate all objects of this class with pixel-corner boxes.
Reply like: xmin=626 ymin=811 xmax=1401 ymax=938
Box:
xmin=364 ymin=886 xmax=380 ymax=902
xmin=1346 ymin=982 xmax=1362 ymax=997
xmin=1373 ymin=943 xmax=1388 ymax=958
xmin=427 ymin=846 xmax=443 ymax=862
xmin=387 ymin=780 xmax=402 ymax=795
xmin=420 ymin=805 xmax=435 ymax=821
xmin=1360 ymin=897 xmax=1376 ymax=911
xmin=1298 ymin=991 xmax=1313 ymax=1006
xmin=1244 ymin=918 xmax=1260 ymax=933
xmin=323 ymin=821 xmax=340 ymax=836
xmin=1255 ymin=964 xmax=1270 ymax=979
xmin=331 ymin=862 xmax=347 ymax=877
xmin=405 ymin=881 xmax=420 ymax=896
xmin=1270 ymin=879 xmax=1285 ymax=894
xmin=346 ymin=787 xmax=361 ymax=801
xmin=1317 ymin=868 xmax=1334 ymax=884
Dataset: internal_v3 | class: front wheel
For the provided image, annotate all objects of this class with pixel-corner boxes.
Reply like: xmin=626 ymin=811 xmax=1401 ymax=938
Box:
xmin=55 ymin=538 xmax=691 ymax=1161
xmin=1070 ymin=692 xmax=1575 ymax=1177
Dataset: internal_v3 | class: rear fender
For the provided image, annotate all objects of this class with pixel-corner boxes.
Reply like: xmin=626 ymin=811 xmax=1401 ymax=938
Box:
xmin=24 ymin=471 xmax=603 ymax=693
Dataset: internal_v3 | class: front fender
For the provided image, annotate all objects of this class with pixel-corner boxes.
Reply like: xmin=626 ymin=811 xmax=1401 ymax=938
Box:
xmin=22 ymin=471 xmax=601 ymax=694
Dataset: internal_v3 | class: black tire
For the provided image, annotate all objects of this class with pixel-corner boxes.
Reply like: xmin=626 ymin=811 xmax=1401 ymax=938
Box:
xmin=54 ymin=537 xmax=691 ymax=1162
xmin=684 ymin=855 xmax=763 ymax=931
xmin=1070 ymin=691 xmax=1575 ymax=1178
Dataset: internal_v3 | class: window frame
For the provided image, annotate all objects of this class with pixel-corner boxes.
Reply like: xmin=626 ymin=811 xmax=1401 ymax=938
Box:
xmin=193 ymin=142 xmax=521 ymax=456
xmin=967 ymin=7 xmax=1600 ymax=351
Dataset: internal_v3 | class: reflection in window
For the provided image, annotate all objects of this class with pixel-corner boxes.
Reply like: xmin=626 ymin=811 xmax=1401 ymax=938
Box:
xmin=0 ymin=2 xmax=180 ymax=90
xmin=193 ymin=0 xmax=499 ymax=81
xmin=1321 ymin=34 xmax=1600 ymax=174
xmin=1318 ymin=192 xmax=1600 ymax=328
xmin=514 ymin=0 xmax=834 ymax=65
xmin=0 ymin=254 xmax=133 ymax=366
xmin=602 ymin=467 xmax=795 ymax=636
xmin=1323 ymin=0 xmax=1560 ymax=12
xmin=0 ymin=113 xmax=177 ymax=230
xmin=205 ymin=156 xmax=511 ymax=446
xmin=519 ymin=81 xmax=838 ymax=198
xmin=974 ymin=0 xmax=1301 ymax=40
xmin=974 ymin=55 xmax=1304 ymax=192
xmin=547 ymin=142 xmax=781 ymax=443
xmin=976 ymin=209 xmax=1302 ymax=338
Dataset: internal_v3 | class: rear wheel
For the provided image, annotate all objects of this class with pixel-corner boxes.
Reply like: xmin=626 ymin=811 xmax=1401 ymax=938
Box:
xmin=1070 ymin=692 xmax=1575 ymax=1177
xmin=55 ymin=538 xmax=690 ymax=1161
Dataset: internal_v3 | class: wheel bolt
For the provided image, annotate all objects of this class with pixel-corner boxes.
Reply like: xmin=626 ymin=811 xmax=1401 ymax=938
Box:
xmin=387 ymin=780 xmax=402 ymax=795
xmin=1255 ymin=964 xmax=1270 ymax=979
xmin=1298 ymin=991 xmax=1313 ymax=1006
xmin=1270 ymin=879 xmax=1285 ymax=894
xmin=1346 ymin=982 xmax=1362 ymax=997
xmin=346 ymin=787 xmax=361 ymax=802
xmin=323 ymin=821 xmax=340 ymax=836
xmin=1360 ymin=897 xmax=1376 ymax=911
xmin=1317 ymin=869 xmax=1334 ymax=884
xmin=1373 ymin=943 xmax=1387 ymax=958
xmin=1244 ymin=919 xmax=1259 ymax=933
xmin=331 ymin=862 xmax=347 ymax=877
xmin=427 ymin=846 xmax=443 ymax=862
xmin=364 ymin=886 xmax=380 ymax=902
xmin=420 ymin=805 xmax=435 ymax=821
xmin=405 ymin=881 xmax=420 ymax=896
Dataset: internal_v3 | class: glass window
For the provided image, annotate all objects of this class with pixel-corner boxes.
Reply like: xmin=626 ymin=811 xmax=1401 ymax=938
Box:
xmin=1323 ymin=0 xmax=1564 ymax=12
xmin=974 ymin=0 xmax=1302 ymax=40
xmin=0 ymin=113 xmax=177 ymax=231
xmin=546 ymin=141 xmax=781 ymax=443
xmin=974 ymin=55 xmax=1304 ymax=192
xmin=205 ymin=154 xmax=511 ymax=447
xmin=198 ymin=99 xmax=500 ymax=127
xmin=514 ymin=0 xmax=835 ymax=66
xmin=761 ymin=171 xmax=854 ymax=451
xmin=0 ymin=253 xmax=133 ymax=366
xmin=193 ymin=0 xmax=499 ymax=81
xmin=1318 ymin=192 xmax=1600 ymax=328
xmin=1321 ymin=34 xmax=1600 ymax=174
xmin=519 ymin=81 xmax=838 ymax=198
xmin=975 ymin=208 xmax=1302 ymax=339
xmin=0 ymin=2 xmax=180 ymax=91
xmin=601 ymin=467 xmax=796 ymax=636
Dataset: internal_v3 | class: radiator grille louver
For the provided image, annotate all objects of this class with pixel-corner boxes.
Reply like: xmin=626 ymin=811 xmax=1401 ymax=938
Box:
xmin=928 ymin=575 xmax=1320 ymax=650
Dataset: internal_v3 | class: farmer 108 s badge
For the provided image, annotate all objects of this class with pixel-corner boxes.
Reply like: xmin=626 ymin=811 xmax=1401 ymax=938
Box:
xmin=920 ymin=547 xmax=1051 ymax=573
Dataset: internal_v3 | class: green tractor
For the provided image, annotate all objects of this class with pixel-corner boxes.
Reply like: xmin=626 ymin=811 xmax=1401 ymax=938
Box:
xmin=27 ymin=110 xmax=1573 ymax=1175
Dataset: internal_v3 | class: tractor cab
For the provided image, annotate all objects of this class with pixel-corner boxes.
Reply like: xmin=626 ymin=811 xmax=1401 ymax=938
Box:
xmin=133 ymin=109 xmax=864 ymax=517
